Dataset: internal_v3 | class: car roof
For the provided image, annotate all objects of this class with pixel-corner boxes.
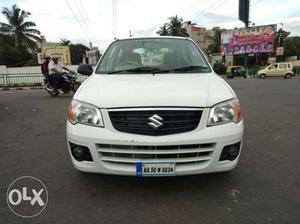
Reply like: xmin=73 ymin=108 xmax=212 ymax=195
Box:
xmin=114 ymin=36 xmax=190 ymax=41
xmin=274 ymin=62 xmax=292 ymax=65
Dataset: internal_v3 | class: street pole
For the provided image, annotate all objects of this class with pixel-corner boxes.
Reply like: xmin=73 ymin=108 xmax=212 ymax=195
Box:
xmin=244 ymin=21 xmax=249 ymax=76
xmin=239 ymin=0 xmax=250 ymax=76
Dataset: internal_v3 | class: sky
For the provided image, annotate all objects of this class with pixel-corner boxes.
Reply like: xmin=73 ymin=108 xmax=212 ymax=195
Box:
xmin=0 ymin=0 xmax=300 ymax=51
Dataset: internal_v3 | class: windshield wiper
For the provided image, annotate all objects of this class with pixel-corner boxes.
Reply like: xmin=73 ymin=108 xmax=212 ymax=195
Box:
xmin=174 ymin=65 xmax=209 ymax=71
xmin=107 ymin=66 xmax=162 ymax=74
xmin=152 ymin=65 xmax=209 ymax=74
xmin=154 ymin=65 xmax=209 ymax=74
xmin=106 ymin=65 xmax=209 ymax=74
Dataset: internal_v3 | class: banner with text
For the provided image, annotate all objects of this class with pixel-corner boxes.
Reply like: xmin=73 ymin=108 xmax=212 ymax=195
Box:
xmin=221 ymin=24 xmax=277 ymax=55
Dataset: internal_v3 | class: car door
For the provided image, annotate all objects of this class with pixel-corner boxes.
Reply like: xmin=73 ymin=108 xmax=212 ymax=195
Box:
xmin=266 ymin=64 xmax=278 ymax=76
xmin=277 ymin=63 xmax=287 ymax=76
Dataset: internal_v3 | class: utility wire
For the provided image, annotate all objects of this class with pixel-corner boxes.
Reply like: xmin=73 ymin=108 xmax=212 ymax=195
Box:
xmin=65 ymin=0 xmax=91 ymax=42
xmin=78 ymin=0 xmax=96 ymax=39
xmin=73 ymin=0 xmax=94 ymax=40
xmin=207 ymin=0 xmax=264 ymax=29
xmin=198 ymin=0 xmax=227 ymax=19
xmin=181 ymin=0 xmax=204 ymax=19
xmin=112 ymin=0 xmax=117 ymax=38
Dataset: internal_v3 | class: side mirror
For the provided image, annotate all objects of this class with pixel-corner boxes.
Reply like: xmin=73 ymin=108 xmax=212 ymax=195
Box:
xmin=213 ymin=64 xmax=226 ymax=76
xmin=77 ymin=64 xmax=93 ymax=76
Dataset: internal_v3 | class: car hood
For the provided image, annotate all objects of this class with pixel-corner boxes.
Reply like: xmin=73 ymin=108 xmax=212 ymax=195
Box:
xmin=75 ymin=73 xmax=235 ymax=108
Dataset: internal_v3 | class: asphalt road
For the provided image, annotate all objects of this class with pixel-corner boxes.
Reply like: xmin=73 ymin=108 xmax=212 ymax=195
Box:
xmin=1 ymin=78 xmax=300 ymax=224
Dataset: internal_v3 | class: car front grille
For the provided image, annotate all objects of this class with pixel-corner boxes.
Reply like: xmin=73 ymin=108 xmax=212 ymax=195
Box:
xmin=96 ymin=143 xmax=215 ymax=166
xmin=109 ymin=109 xmax=202 ymax=136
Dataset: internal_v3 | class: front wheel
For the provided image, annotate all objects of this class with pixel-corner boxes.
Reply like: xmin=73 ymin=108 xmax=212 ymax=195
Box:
xmin=259 ymin=74 xmax=266 ymax=79
xmin=46 ymin=86 xmax=59 ymax=97
xmin=72 ymin=83 xmax=79 ymax=93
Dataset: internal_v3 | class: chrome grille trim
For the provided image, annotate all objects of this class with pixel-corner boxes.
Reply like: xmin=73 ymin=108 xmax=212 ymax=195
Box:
xmin=96 ymin=143 xmax=216 ymax=165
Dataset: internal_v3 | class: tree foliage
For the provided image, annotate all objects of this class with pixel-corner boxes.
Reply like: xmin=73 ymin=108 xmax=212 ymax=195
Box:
xmin=207 ymin=28 xmax=222 ymax=54
xmin=60 ymin=39 xmax=71 ymax=46
xmin=157 ymin=15 xmax=189 ymax=37
xmin=275 ymin=28 xmax=290 ymax=48
xmin=156 ymin=25 xmax=168 ymax=36
xmin=284 ymin=36 xmax=300 ymax=58
xmin=0 ymin=34 xmax=34 ymax=66
xmin=0 ymin=4 xmax=41 ymax=49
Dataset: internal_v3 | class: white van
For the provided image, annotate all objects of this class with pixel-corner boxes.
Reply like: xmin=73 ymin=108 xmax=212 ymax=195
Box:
xmin=67 ymin=37 xmax=244 ymax=176
xmin=257 ymin=62 xmax=293 ymax=79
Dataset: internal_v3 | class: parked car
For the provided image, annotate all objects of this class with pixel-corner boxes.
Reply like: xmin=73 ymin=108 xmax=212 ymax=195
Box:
xmin=226 ymin=66 xmax=246 ymax=79
xmin=67 ymin=37 xmax=244 ymax=176
xmin=257 ymin=62 xmax=294 ymax=79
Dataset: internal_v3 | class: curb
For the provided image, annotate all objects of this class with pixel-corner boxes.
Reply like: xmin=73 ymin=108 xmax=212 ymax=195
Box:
xmin=0 ymin=86 xmax=44 ymax=91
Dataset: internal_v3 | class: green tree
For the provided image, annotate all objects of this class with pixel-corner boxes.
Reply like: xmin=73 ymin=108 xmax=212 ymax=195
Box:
xmin=275 ymin=28 xmax=290 ymax=48
xmin=0 ymin=4 xmax=41 ymax=49
xmin=0 ymin=34 xmax=33 ymax=66
xmin=207 ymin=28 xmax=221 ymax=54
xmin=167 ymin=15 xmax=189 ymax=37
xmin=284 ymin=36 xmax=300 ymax=58
xmin=60 ymin=39 xmax=71 ymax=46
xmin=157 ymin=25 xmax=169 ymax=36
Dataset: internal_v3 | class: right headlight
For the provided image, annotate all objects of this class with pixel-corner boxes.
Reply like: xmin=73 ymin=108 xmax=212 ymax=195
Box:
xmin=67 ymin=100 xmax=104 ymax=127
xmin=207 ymin=98 xmax=242 ymax=126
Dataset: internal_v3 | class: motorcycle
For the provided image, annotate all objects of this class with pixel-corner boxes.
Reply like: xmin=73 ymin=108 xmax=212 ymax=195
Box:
xmin=45 ymin=71 xmax=80 ymax=97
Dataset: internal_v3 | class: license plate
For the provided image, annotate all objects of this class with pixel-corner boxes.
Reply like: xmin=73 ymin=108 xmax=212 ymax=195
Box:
xmin=136 ymin=162 xmax=176 ymax=176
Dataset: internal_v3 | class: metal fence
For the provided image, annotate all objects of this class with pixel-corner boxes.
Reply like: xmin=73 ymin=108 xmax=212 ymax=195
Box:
xmin=0 ymin=73 xmax=88 ymax=87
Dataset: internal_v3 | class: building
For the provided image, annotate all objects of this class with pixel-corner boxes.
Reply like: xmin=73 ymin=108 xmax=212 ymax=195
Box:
xmin=185 ymin=23 xmax=217 ymax=53
xmin=82 ymin=42 xmax=101 ymax=66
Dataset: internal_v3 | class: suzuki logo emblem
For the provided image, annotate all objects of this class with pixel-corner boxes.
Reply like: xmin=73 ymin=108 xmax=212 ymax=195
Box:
xmin=148 ymin=114 xmax=163 ymax=129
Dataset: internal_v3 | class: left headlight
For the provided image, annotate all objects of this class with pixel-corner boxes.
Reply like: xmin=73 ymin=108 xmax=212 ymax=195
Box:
xmin=67 ymin=100 xmax=104 ymax=127
xmin=207 ymin=98 xmax=242 ymax=126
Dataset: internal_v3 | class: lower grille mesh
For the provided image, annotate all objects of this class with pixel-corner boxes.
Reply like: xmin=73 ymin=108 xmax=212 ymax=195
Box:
xmin=96 ymin=143 xmax=215 ymax=165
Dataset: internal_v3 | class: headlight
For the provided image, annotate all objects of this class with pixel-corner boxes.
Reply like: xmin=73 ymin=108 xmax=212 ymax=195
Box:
xmin=67 ymin=100 xmax=104 ymax=127
xmin=207 ymin=99 xmax=242 ymax=126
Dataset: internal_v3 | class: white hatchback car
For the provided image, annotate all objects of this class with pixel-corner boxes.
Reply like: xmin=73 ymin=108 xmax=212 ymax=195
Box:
xmin=67 ymin=37 xmax=244 ymax=176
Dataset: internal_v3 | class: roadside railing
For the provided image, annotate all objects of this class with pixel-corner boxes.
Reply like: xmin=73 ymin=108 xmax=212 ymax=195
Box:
xmin=0 ymin=73 xmax=88 ymax=88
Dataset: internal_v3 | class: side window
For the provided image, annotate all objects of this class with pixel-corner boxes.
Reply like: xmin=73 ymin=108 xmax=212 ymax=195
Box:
xmin=287 ymin=64 xmax=291 ymax=68
xmin=279 ymin=64 xmax=286 ymax=69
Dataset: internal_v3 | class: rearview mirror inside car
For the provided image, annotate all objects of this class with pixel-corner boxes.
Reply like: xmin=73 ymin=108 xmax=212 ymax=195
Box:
xmin=77 ymin=64 xmax=93 ymax=76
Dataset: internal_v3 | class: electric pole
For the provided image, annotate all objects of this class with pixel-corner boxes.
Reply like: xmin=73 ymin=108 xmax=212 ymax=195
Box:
xmin=239 ymin=0 xmax=250 ymax=75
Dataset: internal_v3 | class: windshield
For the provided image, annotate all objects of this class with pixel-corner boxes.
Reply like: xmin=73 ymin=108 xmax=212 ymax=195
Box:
xmin=95 ymin=38 xmax=211 ymax=74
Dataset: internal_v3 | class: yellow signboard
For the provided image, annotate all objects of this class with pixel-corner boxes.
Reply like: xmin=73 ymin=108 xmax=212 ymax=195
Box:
xmin=41 ymin=44 xmax=71 ymax=64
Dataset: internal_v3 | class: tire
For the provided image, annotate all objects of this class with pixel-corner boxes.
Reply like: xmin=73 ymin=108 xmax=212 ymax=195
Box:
xmin=259 ymin=74 xmax=266 ymax=79
xmin=46 ymin=88 xmax=59 ymax=97
xmin=284 ymin=73 xmax=291 ymax=79
xmin=72 ymin=83 xmax=79 ymax=93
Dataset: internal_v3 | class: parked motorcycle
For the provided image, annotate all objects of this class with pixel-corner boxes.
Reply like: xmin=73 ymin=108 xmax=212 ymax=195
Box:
xmin=45 ymin=71 xmax=79 ymax=97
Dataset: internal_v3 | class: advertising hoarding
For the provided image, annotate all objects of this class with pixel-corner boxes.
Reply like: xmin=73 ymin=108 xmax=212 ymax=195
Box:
xmin=276 ymin=47 xmax=284 ymax=56
xmin=221 ymin=24 xmax=277 ymax=55
xmin=41 ymin=44 xmax=71 ymax=64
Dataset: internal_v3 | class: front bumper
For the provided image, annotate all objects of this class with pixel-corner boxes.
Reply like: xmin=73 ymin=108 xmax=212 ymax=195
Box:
xmin=66 ymin=109 xmax=244 ymax=176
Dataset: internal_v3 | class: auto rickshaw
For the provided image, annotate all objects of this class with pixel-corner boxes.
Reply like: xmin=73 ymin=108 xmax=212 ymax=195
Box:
xmin=226 ymin=66 xmax=246 ymax=79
